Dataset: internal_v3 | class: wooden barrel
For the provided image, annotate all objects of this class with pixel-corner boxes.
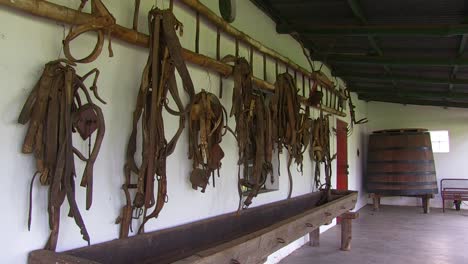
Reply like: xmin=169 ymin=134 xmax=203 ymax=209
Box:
xmin=366 ymin=128 xmax=438 ymax=196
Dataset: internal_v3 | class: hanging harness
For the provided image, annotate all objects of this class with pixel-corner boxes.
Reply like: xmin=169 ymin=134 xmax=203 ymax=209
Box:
xmin=222 ymin=56 xmax=273 ymax=209
xmin=188 ymin=90 xmax=227 ymax=192
xmin=271 ymin=73 xmax=312 ymax=199
xmin=310 ymin=112 xmax=335 ymax=205
xmin=19 ymin=59 xmax=105 ymax=250
xmin=120 ymin=8 xmax=195 ymax=238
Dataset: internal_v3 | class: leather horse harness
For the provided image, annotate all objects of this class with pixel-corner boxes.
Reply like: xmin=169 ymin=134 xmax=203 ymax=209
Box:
xmin=271 ymin=73 xmax=312 ymax=199
xmin=310 ymin=111 xmax=335 ymax=205
xmin=222 ymin=56 xmax=273 ymax=209
xmin=120 ymin=8 xmax=195 ymax=238
xmin=189 ymin=90 xmax=227 ymax=192
xmin=19 ymin=59 xmax=105 ymax=250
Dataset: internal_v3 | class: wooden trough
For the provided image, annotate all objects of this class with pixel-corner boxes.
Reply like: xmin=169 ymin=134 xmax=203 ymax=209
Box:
xmin=29 ymin=190 xmax=358 ymax=264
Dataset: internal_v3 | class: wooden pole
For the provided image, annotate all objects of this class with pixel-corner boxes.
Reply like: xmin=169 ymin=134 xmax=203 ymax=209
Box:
xmin=0 ymin=0 xmax=346 ymax=117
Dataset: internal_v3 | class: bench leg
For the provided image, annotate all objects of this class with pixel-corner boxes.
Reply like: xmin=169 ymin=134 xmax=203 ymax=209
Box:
xmin=442 ymin=198 xmax=445 ymax=213
xmin=341 ymin=218 xmax=352 ymax=251
xmin=309 ymin=228 xmax=320 ymax=247
xmin=370 ymin=193 xmax=381 ymax=211
xmin=340 ymin=212 xmax=358 ymax=251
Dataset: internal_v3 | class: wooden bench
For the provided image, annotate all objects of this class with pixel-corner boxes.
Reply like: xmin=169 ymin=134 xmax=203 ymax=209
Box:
xmin=441 ymin=179 xmax=468 ymax=212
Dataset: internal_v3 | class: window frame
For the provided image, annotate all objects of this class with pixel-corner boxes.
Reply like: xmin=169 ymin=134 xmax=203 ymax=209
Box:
xmin=429 ymin=130 xmax=450 ymax=153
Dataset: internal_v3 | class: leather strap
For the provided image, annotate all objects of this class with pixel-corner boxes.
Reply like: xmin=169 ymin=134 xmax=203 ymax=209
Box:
xmin=63 ymin=0 xmax=116 ymax=63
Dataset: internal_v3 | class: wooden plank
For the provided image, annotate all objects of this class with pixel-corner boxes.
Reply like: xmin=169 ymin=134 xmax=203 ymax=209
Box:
xmin=173 ymin=192 xmax=358 ymax=264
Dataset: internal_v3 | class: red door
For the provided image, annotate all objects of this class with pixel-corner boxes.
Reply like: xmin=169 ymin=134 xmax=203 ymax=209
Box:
xmin=336 ymin=120 xmax=348 ymax=224
xmin=336 ymin=119 xmax=348 ymax=191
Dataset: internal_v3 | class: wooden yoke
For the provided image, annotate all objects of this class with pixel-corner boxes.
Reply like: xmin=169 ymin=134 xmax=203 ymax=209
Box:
xmin=340 ymin=211 xmax=359 ymax=251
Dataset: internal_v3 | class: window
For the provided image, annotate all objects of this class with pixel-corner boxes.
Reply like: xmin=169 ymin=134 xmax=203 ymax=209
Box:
xmin=429 ymin=130 xmax=449 ymax=153
xmin=241 ymin=156 xmax=279 ymax=196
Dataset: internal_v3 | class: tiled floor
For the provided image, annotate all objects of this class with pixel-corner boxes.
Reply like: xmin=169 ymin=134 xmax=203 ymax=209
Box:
xmin=280 ymin=205 xmax=468 ymax=264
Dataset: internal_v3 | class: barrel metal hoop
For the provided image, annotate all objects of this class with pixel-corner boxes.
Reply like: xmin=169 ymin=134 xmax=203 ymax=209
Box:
xmin=367 ymin=171 xmax=436 ymax=176
xmin=371 ymin=132 xmax=429 ymax=136
xmin=367 ymin=189 xmax=439 ymax=196
xmin=369 ymin=146 xmax=431 ymax=151
xmin=367 ymin=181 xmax=438 ymax=186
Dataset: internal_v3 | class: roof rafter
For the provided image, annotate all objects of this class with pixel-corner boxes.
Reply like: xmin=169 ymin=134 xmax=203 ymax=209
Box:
xmin=323 ymin=54 xmax=468 ymax=66
xmin=353 ymin=88 xmax=468 ymax=100
xmin=277 ymin=23 xmax=468 ymax=36
xmin=346 ymin=0 xmax=395 ymax=87
xmin=359 ymin=96 xmax=468 ymax=108
xmin=337 ymin=72 xmax=468 ymax=85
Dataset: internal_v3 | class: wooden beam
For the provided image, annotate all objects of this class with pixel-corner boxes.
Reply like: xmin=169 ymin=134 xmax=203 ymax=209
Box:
xmin=0 ymin=0 xmax=346 ymax=117
xmin=346 ymin=0 xmax=395 ymax=86
xmin=323 ymin=54 xmax=468 ymax=66
xmin=359 ymin=95 xmax=468 ymax=108
xmin=277 ymin=23 xmax=468 ymax=36
xmin=339 ymin=72 xmax=468 ymax=85
xmin=355 ymin=88 xmax=468 ymax=100
xmin=249 ymin=0 xmax=321 ymax=53
xmin=449 ymin=34 xmax=468 ymax=91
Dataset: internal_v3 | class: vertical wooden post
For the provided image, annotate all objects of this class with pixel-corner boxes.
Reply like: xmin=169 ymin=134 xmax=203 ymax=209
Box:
xmin=341 ymin=218 xmax=352 ymax=251
xmin=249 ymin=46 xmax=254 ymax=70
xmin=309 ymin=228 xmax=320 ymax=247
xmin=340 ymin=212 xmax=358 ymax=251
xmin=302 ymin=74 xmax=305 ymax=97
xmin=370 ymin=193 xmax=381 ymax=211
xmin=133 ymin=0 xmax=141 ymax=31
xmin=195 ymin=11 xmax=200 ymax=53
xmin=275 ymin=59 xmax=278 ymax=76
xmin=422 ymin=195 xmax=431 ymax=214
xmin=216 ymin=27 xmax=223 ymax=98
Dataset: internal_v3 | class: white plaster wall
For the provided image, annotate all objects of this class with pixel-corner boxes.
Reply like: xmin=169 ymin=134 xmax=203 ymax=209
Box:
xmin=367 ymin=101 xmax=468 ymax=209
xmin=0 ymin=1 xmax=367 ymax=263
